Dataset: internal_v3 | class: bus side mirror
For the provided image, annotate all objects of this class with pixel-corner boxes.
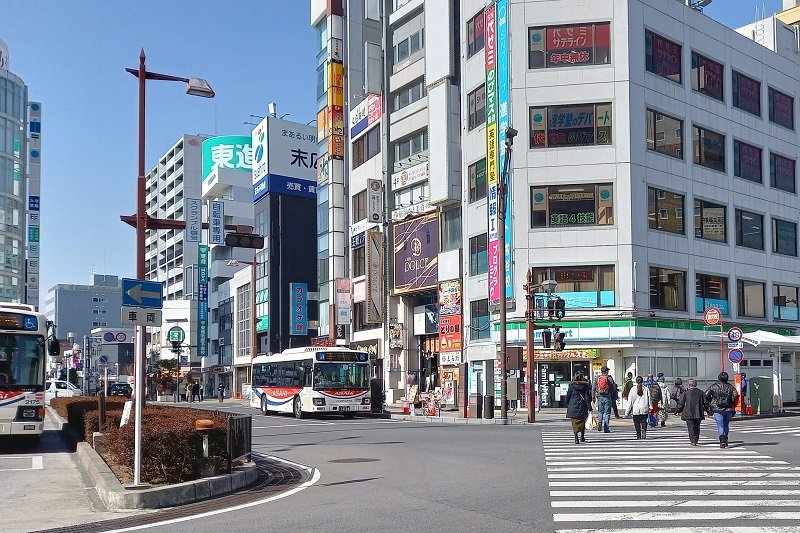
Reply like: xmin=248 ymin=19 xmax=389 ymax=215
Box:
xmin=47 ymin=337 xmax=60 ymax=356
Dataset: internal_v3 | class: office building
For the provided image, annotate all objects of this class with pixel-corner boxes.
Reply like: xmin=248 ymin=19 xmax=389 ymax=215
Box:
xmin=43 ymin=274 xmax=124 ymax=344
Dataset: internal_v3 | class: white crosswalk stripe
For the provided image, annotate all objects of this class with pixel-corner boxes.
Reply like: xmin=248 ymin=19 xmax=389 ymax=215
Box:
xmin=541 ymin=422 xmax=800 ymax=531
xmin=733 ymin=423 xmax=800 ymax=437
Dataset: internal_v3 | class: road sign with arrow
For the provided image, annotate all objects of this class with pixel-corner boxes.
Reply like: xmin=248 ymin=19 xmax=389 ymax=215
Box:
xmin=121 ymin=278 xmax=163 ymax=309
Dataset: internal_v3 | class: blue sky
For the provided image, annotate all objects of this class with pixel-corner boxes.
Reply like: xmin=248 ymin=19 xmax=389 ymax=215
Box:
xmin=0 ymin=0 xmax=786 ymax=300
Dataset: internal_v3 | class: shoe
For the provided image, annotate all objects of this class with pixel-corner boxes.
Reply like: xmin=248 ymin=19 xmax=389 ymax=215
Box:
xmin=692 ymin=441 xmax=698 ymax=446
xmin=597 ymin=425 xmax=602 ymax=432
xmin=722 ymin=435 xmax=729 ymax=448
xmin=719 ymin=436 xmax=726 ymax=448
xmin=615 ymin=415 xmax=622 ymax=419
xmin=660 ymin=421 xmax=666 ymax=427
xmin=636 ymin=434 xmax=641 ymax=439
xmin=580 ymin=432 xmax=586 ymax=442
xmin=642 ymin=431 xmax=646 ymax=439
xmin=575 ymin=434 xmax=580 ymax=444
xmin=603 ymin=429 xmax=611 ymax=433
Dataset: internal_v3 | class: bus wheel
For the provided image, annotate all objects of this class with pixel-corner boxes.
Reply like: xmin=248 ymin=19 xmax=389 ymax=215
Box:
xmin=261 ymin=397 xmax=269 ymax=416
xmin=293 ymin=396 xmax=304 ymax=419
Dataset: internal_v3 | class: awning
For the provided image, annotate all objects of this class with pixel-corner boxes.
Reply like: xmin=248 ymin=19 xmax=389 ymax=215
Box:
xmin=743 ymin=330 xmax=800 ymax=348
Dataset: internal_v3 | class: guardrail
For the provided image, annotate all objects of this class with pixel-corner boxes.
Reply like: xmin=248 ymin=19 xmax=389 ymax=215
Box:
xmin=226 ymin=414 xmax=252 ymax=473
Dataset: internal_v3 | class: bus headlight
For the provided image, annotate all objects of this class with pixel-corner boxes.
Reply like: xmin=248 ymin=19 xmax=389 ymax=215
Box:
xmin=313 ymin=398 xmax=326 ymax=406
xmin=361 ymin=398 xmax=370 ymax=405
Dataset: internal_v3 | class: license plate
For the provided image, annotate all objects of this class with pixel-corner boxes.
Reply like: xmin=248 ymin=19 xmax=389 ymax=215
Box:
xmin=23 ymin=425 xmax=35 ymax=431
xmin=340 ymin=406 xmax=350 ymax=412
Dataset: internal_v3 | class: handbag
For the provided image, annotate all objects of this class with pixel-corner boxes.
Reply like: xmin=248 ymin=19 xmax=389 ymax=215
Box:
xmin=590 ymin=411 xmax=598 ymax=429
xmin=647 ymin=412 xmax=657 ymax=427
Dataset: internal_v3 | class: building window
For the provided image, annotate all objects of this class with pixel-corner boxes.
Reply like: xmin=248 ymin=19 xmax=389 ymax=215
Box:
xmin=773 ymin=218 xmax=798 ymax=257
xmin=467 ymin=85 xmax=486 ymax=131
xmin=393 ymin=27 xmax=424 ymax=67
xmin=529 ymin=103 xmax=612 ymax=148
xmin=733 ymin=140 xmax=762 ymax=183
xmin=392 ymin=79 xmax=426 ymax=112
xmin=393 ymin=129 xmax=428 ymax=162
xmin=645 ymin=30 xmax=682 ymax=83
xmin=353 ymin=124 xmax=381 ymax=169
xmin=528 ymin=22 xmax=611 ymax=69
xmin=470 ymin=299 xmax=490 ymax=340
xmin=694 ymin=199 xmax=726 ymax=243
xmin=690 ymin=52 xmax=723 ymax=101
xmin=768 ymin=87 xmax=794 ymax=130
xmin=696 ymin=274 xmax=729 ymax=315
xmin=770 ymin=153 xmax=796 ymax=193
xmin=735 ymin=209 xmax=764 ymax=250
xmin=692 ymin=126 xmax=725 ymax=172
xmin=468 ymin=158 xmax=487 ymax=203
xmin=530 ymin=183 xmax=614 ymax=228
xmin=646 ymin=109 xmax=683 ymax=159
xmin=353 ymin=245 xmax=366 ymax=278
xmin=648 ymin=187 xmax=684 ymax=235
xmin=237 ymin=283 xmax=251 ymax=358
xmin=650 ymin=267 xmax=687 ymax=311
xmin=467 ymin=11 xmax=485 ymax=58
xmin=773 ymin=284 xmax=799 ymax=321
xmin=737 ymin=280 xmax=765 ymax=318
xmin=532 ymin=266 xmax=615 ymax=308
xmin=353 ymin=302 xmax=381 ymax=332
xmin=352 ymin=190 xmax=367 ymax=222
xmin=441 ymin=207 xmax=461 ymax=252
xmin=732 ymin=71 xmax=761 ymax=116
xmin=469 ymin=233 xmax=488 ymax=276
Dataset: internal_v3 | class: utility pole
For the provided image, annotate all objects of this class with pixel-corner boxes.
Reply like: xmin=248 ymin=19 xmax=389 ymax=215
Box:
xmin=497 ymin=127 xmax=517 ymax=420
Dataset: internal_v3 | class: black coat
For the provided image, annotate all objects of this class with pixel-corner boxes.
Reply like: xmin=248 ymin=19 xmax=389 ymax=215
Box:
xmin=677 ymin=387 xmax=705 ymax=420
xmin=705 ymin=381 xmax=739 ymax=412
xmin=565 ymin=381 xmax=592 ymax=419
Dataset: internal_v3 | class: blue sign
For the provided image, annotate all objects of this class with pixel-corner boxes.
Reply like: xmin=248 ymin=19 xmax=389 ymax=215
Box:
xmin=197 ymin=245 xmax=209 ymax=357
xmin=728 ymin=348 xmax=744 ymax=364
xmin=22 ymin=316 xmax=38 ymax=331
xmin=253 ymin=174 xmax=317 ymax=202
xmin=28 ymin=195 xmax=40 ymax=211
xmin=497 ymin=0 xmax=513 ymax=301
xmin=99 ymin=355 xmax=108 ymax=364
xmin=121 ymin=278 xmax=163 ymax=309
xmin=290 ymin=282 xmax=308 ymax=336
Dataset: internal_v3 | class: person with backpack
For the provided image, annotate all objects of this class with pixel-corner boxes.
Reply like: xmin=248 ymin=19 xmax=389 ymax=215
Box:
xmin=625 ymin=375 xmax=652 ymax=439
xmin=671 ymin=378 xmax=686 ymax=413
xmin=592 ymin=366 xmax=616 ymax=433
xmin=705 ymin=372 xmax=740 ymax=448
xmin=656 ymin=374 xmax=670 ymax=427
xmin=676 ymin=378 xmax=706 ymax=446
xmin=565 ymin=372 xmax=593 ymax=444
xmin=647 ymin=374 xmax=663 ymax=420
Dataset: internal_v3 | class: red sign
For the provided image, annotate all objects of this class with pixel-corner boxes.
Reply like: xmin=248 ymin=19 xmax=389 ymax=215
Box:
xmin=704 ymin=307 xmax=721 ymax=326
xmin=439 ymin=315 xmax=462 ymax=352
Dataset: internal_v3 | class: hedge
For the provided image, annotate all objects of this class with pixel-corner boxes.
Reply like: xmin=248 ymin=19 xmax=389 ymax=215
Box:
xmin=50 ymin=396 xmax=128 ymax=439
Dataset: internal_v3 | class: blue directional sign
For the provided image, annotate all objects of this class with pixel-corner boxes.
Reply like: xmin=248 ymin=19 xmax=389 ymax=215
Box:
xmin=121 ymin=278 xmax=163 ymax=309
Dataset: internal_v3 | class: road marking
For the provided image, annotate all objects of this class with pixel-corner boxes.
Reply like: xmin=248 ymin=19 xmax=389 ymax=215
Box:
xmin=253 ymin=420 xmax=401 ymax=429
xmin=554 ymin=511 xmax=800 ymax=521
xmin=31 ymin=456 xmax=43 ymax=470
xmin=0 ymin=456 xmax=43 ymax=471
xmin=549 ymin=471 xmax=800 ymax=478
xmin=552 ymin=499 xmax=800 ymax=508
xmin=546 ymin=459 xmax=786 ymax=466
xmin=552 ymin=489 xmax=800 ymax=497
xmin=549 ymin=479 xmax=800 ymax=487
xmin=557 ymin=527 xmax=800 ymax=533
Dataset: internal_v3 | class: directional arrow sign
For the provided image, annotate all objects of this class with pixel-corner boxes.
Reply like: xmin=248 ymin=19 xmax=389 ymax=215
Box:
xmin=121 ymin=278 xmax=163 ymax=309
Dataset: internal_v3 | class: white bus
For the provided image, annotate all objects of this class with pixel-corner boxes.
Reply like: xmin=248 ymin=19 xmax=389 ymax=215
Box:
xmin=250 ymin=347 xmax=371 ymax=418
xmin=0 ymin=304 xmax=60 ymax=446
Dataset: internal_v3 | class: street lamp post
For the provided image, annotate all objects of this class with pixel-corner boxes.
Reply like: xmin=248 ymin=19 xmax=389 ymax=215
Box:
xmin=497 ymin=127 xmax=517 ymax=420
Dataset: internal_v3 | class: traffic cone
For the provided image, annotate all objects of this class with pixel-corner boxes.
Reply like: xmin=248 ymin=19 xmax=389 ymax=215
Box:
xmin=402 ymin=400 xmax=409 ymax=414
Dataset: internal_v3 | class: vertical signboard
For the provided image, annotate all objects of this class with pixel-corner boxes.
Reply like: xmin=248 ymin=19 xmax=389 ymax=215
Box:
xmin=485 ymin=5 xmax=500 ymax=304
xmin=26 ymin=101 xmax=42 ymax=308
xmin=209 ymin=200 xmax=224 ymax=245
xmin=366 ymin=230 xmax=384 ymax=323
xmin=497 ymin=0 xmax=513 ymax=300
xmin=290 ymin=282 xmax=308 ymax=335
xmin=185 ymin=198 xmax=202 ymax=243
xmin=197 ymin=245 xmax=209 ymax=357
xmin=438 ymin=280 xmax=462 ymax=352
xmin=335 ymin=278 xmax=352 ymax=325
xmin=367 ymin=178 xmax=383 ymax=224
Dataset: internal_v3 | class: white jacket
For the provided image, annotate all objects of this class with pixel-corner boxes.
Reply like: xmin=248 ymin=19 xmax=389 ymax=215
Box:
xmin=625 ymin=386 xmax=651 ymax=416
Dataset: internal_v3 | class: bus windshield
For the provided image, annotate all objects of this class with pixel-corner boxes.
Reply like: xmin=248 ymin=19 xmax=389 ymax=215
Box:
xmin=0 ymin=333 xmax=45 ymax=387
xmin=313 ymin=362 xmax=370 ymax=390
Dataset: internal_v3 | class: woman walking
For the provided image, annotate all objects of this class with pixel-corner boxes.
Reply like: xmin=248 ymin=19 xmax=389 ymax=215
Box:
xmin=564 ymin=372 xmax=593 ymax=444
xmin=671 ymin=378 xmax=686 ymax=413
xmin=625 ymin=376 xmax=651 ymax=439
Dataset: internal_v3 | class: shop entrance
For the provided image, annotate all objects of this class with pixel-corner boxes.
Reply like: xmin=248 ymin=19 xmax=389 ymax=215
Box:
xmin=537 ymin=360 xmax=590 ymax=408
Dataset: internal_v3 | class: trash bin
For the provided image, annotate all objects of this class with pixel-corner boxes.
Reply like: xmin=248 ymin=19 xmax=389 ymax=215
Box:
xmin=750 ymin=376 xmax=774 ymax=414
xmin=469 ymin=393 xmax=483 ymax=419
xmin=483 ymin=395 xmax=495 ymax=419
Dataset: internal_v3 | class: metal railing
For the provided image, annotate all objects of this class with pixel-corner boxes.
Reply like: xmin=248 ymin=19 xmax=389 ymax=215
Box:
xmin=226 ymin=414 xmax=252 ymax=473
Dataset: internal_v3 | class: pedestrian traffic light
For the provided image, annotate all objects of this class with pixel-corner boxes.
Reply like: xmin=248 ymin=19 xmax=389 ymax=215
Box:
xmin=547 ymin=298 xmax=555 ymax=319
xmin=171 ymin=340 xmax=182 ymax=355
xmin=554 ymin=297 xmax=566 ymax=320
xmin=554 ymin=330 xmax=566 ymax=351
xmin=224 ymin=232 xmax=265 ymax=249
xmin=541 ymin=328 xmax=552 ymax=349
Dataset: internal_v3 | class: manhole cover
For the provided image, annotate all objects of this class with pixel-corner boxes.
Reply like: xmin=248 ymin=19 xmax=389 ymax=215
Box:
xmin=327 ymin=458 xmax=380 ymax=464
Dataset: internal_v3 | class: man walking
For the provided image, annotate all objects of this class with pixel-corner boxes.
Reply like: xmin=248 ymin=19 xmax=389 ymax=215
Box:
xmin=676 ymin=379 xmax=705 ymax=446
xmin=705 ymin=372 xmax=740 ymax=448
xmin=217 ymin=382 xmax=226 ymax=403
xmin=592 ymin=366 xmax=616 ymax=433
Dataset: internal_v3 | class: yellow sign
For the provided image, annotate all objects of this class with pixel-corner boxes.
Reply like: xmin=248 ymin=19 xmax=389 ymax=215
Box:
xmin=523 ymin=348 xmax=598 ymax=360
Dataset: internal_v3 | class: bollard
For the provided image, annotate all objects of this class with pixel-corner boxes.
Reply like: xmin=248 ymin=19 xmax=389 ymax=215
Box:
xmin=195 ymin=419 xmax=214 ymax=458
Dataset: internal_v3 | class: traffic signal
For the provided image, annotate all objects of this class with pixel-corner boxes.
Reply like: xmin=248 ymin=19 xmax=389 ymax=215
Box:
xmin=554 ymin=297 xmax=566 ymax=320
xmin=541 ymin=329 xmax=552 ymax=349
xmin=547 ymin=298 xmax=555 ymax=319
xmin=171 ymin=340 xmax=182 ymax=355
xmin=554 ymin=329 xmax=566 ymax=352
xmin=224 ymin=232 xmax=265 ymax=249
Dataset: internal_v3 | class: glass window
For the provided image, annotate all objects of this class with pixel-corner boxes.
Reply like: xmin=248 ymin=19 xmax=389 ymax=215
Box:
xmin=692 ymin=126 xmax=725 ymax=172
xmin=468 ymin=159 xmax=487 ymax=203
xmin=733 ymin=140 xmax=762 ymax=183
xmin=696 ymin=274 xmax=729 ymax=315
xmin=469 ymin=233 xmax=488 ymax=276
xmin=392 ymin=79 xmax=426 ymax=112
xmin=352 ymin=190 xmax=367 ymax=222
xmin=773 ymin=284 xmax=799 ymax=321
xmin=353 ymin=124 xmax=381 ymax=169
xmin=769 ymin=87 xmax=794 ymax=130
xmin=674 ymin=357 xmax=698 ymax=378
xmin=737 ymin=280 xmax=765 ymax=318
xmin=316 ymin=63 xmax=326 ymax=100
xmin=470 ymin=299 xmax=490 ymax=340
xmin=770 ymin=153 xmax=796 ymax=193
xmin=735 ymin=209 xmax=764 ymax=250
xmin=533 ymin=266 xmax=615 ymax=308
xmin=468 ymin=85 xmax=486 ymax=131
xmin=467 ymin=11 xmax=485 ymax=58
xmin=732 ymin=71 xmax=761 ymax=116
xmin=529 ymin=103 xmax=611 ymax=148
xmin=650 ymin=266 xmax=687 ymax=311
xmin=353 ymin=245 xmax=366 ymax=277
xmin=645 ymin=30 xmax=682 ymax=83
xmin=648 ymin=187 xmax=684 ymax=234
xmin=694 ymin=199 xmax=726 ymax=243
xmin=690 ymin=52 xmax=723 ymax=101
xmin=646 ymin=109 xmax=683 ymax=159
xmin=441 ymin=207 xmax=461 ymax=252
xmin=393 ymin=130 xmax=428 ymax=164
xmin=530 ymin=183 xmax=614 ymax=228
xmin=773 ymin=218 xmax=798 ymax=257
xmin=528 ymin=22 xmax=611 ymax=69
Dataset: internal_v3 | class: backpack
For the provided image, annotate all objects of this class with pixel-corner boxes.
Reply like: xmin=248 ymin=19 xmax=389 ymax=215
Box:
xmin=597 ymin=375 xmax=609 ymax=394
xmin=649 ymin=383 xmax=662 ymax=402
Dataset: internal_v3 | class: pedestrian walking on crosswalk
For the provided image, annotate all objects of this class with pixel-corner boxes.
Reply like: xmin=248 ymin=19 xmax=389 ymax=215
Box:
xmin=705 ymin=371 xmax=740 ymax=448
xmin=676 ymin=378 xmax=706 ymax=446
xmin=624 ymin=376 xmax=651 ymax=439
xmin=656 ymin=374 xmax=670 ymax=427
xmin=565 ymin=372 xmax=592 ymax=444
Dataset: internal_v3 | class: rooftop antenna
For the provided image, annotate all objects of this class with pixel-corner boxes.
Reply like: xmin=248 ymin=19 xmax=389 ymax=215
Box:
xmin=268 ymin=102 xmax=277 ymax=117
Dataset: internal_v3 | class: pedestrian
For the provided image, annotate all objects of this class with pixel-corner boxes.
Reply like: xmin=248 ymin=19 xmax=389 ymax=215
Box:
xmin=676 ymin=378 xmax=706 ymax=446
xmin=611 ymin=378 xmax=621 ymax=419
xmin=656 ymin=373 xmax=670 ymax=427
xmin=186 ymin=381 xmax=193 ymax=403
xmin=624 ymin=376 xmax=651 ymax=439
xmin=565 ymin=372 xmax=593 ymax=444
xmin=621 ymin=372 xmax=634 ymax=416
xmin=705 ymin=371 xmax=740 ymax=448
xmin=217 ymin=382 xmax=225 ymax=403
xmin=647 ymin=373 xmax=662 ymax=421
xmin=199 ymin=383 xmax=204 ymax=401
xmin=192 ymin=381 xmax=200 ymax=402
xmin=740 ymin=373 xmax=748 ymax=413
xmin=671 ymin=378 xmax=686 ymax=413
xmin=592 ymin=366 xmax=617 ymax=433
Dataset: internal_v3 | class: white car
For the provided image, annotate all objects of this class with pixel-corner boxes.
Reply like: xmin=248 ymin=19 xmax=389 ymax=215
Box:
xmin=44 ymin=380 xmax=82 ymax=404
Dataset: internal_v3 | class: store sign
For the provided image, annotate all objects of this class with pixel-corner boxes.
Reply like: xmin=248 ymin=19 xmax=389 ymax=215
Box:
xmin=528 ymin=348 xmax=598 ymax=360
xmin=197 ymin=245 xmax=209 ymax=357
xmin=485 ymin=3 xmax=500 ymax=304
xmin=391 ymin=199 xmax=434 ymax=221
xmin=202 ymin=135 xmax=252 ymax=180
xmin=349 ymin=94 xmax=382 ymax=140
xmin=497 ymin=0 xmax=513 ymax=301
xmin=185 ymin=198 xmax=202 ymax=243
xmin=209 ymin=200 xmax=224 ymax=245
xmin=335 ymin=278 xmax=352 ymax=326
xmin=366 ymin=231 xmax=384 ymax=323
xmin=440 ymin=352 xmax=462 ymax=365
xmin=393 ymin=213 xmax=439 ymax=294
xmin=391 ymin=161 xmax=429 ymax=191
xmin=289 ymin=283 xmax=308 ymax=335
xmin=350 ymin=339 xmax=379 ymax=359
xmin=389 ymin=322 xmax=404 ymax=349
xmin=367 ymin=179 xmax=383 ymax=223
xmin=438 ymin=280 xmax=462 ymax=353
xmin=251 ymin=116 xmax=318 ymax=201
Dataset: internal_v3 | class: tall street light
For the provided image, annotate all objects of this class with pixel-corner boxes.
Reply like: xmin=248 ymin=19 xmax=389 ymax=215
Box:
xmin=497 ymin=126 xmax=517 ymax=420
xmin=227 ymin=258 xmax=260 ymax=363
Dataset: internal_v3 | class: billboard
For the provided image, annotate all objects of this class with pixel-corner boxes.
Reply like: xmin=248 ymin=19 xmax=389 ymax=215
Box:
xmin=497 ymin=0 xmax=513 ymax=301
xmin=26 ymin=101 xmax=42 ymax=308
xmin=393 ymin=213 xmax=439 ymax=294
xmin=485 ymin=4 xmax=500 ymax=304
xmin=366 ymin=230 xmax=384 ymax=323
xmin=197 ymin=245 xmax=209 ymax=357
xmin=290 ymin=282 xmax=308 ymax=335
xmin=251 ymin=116 xmax=318 ymax=202
xmin=439 ymin=280 xmax=462 ymax=352
xmin=349 ymin=94 xmax=382 ymax=140
xmin=335 ymin=278 xmax=351 ymax=326
xmin=201 ymin=135 xmax=252 ymax=180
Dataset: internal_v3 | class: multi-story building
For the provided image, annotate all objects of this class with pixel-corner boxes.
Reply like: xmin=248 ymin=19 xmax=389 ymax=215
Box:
xmin=43 ymin=274 xmax=124 ymax=343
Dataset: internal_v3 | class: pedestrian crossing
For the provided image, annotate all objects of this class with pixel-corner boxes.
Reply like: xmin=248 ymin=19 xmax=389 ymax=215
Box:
xmin=734 ymin=422 xmax=800 ymax=437
xmin=541 ymin=421 xmax=800 ymax=532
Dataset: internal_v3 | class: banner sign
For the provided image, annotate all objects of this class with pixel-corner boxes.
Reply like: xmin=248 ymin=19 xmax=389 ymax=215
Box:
xmin=392 ymin=213 xmax=439 ymax=294
xmin=185 ymin=198 xmax=202 ymax=243
xmin=290 ymin=282 xmax=308 ymax=335
xmin=485 ymin=4 xmax=500 ymax=304
xmin=497 ymin=0 xmax=513 ymax=300
xmin=335 ymin=278 xmax=352 ymax=326
xmin=438 ymin=280 xmax=462 ymax=352
xmin=197 ymin=245 xmax=209 ymax=357
xmin=366 ymin=230 xmax=384 ymax=323
xmin=209 ymin=200 xmax=224 ymax=245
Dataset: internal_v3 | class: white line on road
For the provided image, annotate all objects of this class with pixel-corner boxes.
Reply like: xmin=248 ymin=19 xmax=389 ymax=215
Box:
xmin=547 ymin=465 xmax=798 ymax=472
xmin=551 ymin=489 xmax=800 ymax=497
xmin=546 ymin=459 xmax=786 ymax=466
xmin=549 ymin=472 xmax=800 ymax=479
xmin=31 ymin=456 xmax=42 ymax=470
xmin=557 ymin=527 xmax=800 ymax=533
xmin=554 ymin=511 xmax=800 ymax=522
xmin=253 ymin=419 xmax=402 ymax=429
xmin=549 ymin=479 xmax=800 ymax=487
xmin=552 ymin=499 xmax=800 ymax=508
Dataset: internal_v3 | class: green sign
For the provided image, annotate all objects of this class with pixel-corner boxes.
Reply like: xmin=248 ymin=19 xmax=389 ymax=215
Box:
xmin=256 ymin=315 xmax=269 ymax=332
xmin=256 ymin=289 xmax=268 ymax=304
xmin=168 ymin=326 xmax=185 ymax=343
xmin=201 ymin=135 xmax=253 ymax=180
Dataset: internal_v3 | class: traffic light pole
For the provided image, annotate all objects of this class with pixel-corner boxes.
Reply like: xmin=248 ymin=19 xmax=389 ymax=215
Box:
xmin=524 ymin=271 xmax=560 ymax=423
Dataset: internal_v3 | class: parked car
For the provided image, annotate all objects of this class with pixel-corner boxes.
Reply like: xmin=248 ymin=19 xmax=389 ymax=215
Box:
xmin=44 ymin=380 xmax=82 ymax=404
xmin=108 ymin=382 xmax=133 ymax=398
